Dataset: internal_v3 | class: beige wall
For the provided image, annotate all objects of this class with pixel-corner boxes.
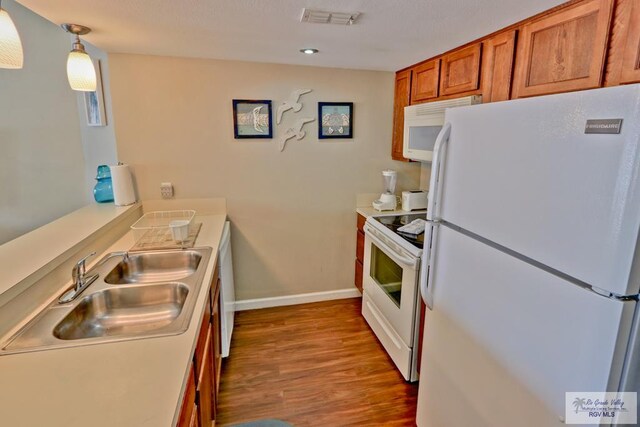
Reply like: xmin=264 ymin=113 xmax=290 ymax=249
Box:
xmin=76 ymin=44 xmax=119 ymax=196
xmin=0 ymin=0 xmax=87 ymax=244
xmin=108 ymin=54 xmax=420 ymax=300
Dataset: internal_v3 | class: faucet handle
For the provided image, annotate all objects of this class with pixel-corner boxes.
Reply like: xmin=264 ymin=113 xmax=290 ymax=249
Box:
xmin=73 ymin=252 xmax=96 ymax=281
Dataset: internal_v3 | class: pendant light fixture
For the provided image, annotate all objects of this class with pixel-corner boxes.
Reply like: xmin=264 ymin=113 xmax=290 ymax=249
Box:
xmin=0 ymin=0 xmax=24 ymax=69
xmin=61 ymin=23 xmax=96 ymax=91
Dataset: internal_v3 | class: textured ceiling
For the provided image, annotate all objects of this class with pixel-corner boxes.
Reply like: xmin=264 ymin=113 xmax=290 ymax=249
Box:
xmin=16 ymin=0 xmax=566 ymax=71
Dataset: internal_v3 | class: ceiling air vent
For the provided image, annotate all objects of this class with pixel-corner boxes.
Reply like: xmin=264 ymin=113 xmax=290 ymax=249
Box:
xmin=300 ymin=9 xmax=360 ymax=25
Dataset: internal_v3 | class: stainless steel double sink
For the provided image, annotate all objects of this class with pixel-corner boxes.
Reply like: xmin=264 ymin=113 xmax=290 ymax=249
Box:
xmin=1 ymin=247 xmax=212 ymax=354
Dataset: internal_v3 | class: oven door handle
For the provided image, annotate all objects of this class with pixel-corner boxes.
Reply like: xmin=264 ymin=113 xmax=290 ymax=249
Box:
xmin=364 ymin=225 xmax=418 ymax=269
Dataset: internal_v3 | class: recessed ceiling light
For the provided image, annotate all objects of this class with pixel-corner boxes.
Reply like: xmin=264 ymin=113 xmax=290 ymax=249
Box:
xmin=300 ymin=48 xmax=318 ymax=55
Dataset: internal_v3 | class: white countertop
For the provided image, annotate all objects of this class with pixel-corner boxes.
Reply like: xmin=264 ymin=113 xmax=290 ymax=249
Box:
xmin=356 ymin=206 xmax=427 ymax=218
xmin=0 ymin=214 xmax=226 ymax=427
xmin=0 ymin=203 xmax=140 ymax=296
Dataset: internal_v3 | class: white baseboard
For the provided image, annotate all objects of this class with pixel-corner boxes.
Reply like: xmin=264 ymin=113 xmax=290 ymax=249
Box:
xmin=235 ymin=288 xmax=362 ymax=311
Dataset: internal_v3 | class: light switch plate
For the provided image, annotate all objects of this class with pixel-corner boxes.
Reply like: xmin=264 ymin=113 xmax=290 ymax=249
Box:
xmin=160 ymin=182 xmax=174 ymax=199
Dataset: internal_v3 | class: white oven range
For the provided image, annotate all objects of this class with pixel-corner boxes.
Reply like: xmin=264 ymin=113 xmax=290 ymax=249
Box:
xmin=361 ymin=213 xmax=425 ymax=382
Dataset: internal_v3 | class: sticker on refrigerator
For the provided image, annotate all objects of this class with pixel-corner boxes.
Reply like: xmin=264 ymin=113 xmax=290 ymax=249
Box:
xmin=565 ymin=392 xmax=637 ymax=424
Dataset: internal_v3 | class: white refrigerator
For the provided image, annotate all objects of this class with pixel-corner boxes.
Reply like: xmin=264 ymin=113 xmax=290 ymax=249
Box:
xmin=417 ymin=84 xmax=640 ymax=426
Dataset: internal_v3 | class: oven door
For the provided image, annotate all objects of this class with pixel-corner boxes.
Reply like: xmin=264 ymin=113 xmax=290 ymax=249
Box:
xmin=362 ymin=225 xmax=419 ymax=347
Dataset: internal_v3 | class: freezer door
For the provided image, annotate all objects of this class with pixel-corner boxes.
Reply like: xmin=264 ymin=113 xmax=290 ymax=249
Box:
xmin=438 ymin=84 xmax=640 ymax=296
xmin=416 ymin=226 xmax=636 ymax=427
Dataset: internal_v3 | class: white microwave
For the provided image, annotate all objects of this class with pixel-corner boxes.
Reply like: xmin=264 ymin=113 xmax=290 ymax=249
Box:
xmin=403 ymin=95 xmax=482 ymax=162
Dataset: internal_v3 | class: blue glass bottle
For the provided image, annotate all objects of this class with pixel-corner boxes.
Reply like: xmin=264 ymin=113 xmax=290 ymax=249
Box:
xmin=93 ymin=165 xmax=114 ymax=203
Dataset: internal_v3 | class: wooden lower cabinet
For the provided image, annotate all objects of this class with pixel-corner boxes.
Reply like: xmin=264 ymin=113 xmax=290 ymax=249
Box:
xmin=354 ymin=259 xmax=363 ymax=292
xmin=211 ymin=279 xmax=222 ymax=413
xmin=197 ymin=325 xmax=213 ymax=427
xmin=178 ymin=365 xmax=197 ymax=427
xmin=512 ymin=0 xmax=614 ymax=97
xmin=482 ymin=30 xmax=517 ymax=102
xmin=178 ymin=261 xmax=222 ymax=427
xmin=190 ymin=404 xmax=199 ymax=427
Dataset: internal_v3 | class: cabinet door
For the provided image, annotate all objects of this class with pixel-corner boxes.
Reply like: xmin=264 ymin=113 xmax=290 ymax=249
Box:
xmin=354 ymin=259 xmax=363 ymax=292
xmin=392 ymin=70 xmax=411 ymax=161
xmin=512 ymin=0 xmax=614 ymax=98
xmin=177 ymin=364 xmax=196 ymax=427
xmin=620 ymin=0 xmax=640 ymax=83
xmin=439 ymin=44 xmax=482 ymax=96
xmin=356 ymin=230 xmax=364 ymax=264
xmin=196 ymin=325 xmax=213 ymax=427
xmin=410 ymin=59 xmax=441 ymax=103
xmin=481 ymin=30 xmax=517 ymax=102
xmin=211 ymin=280 xmax=222 ymax=414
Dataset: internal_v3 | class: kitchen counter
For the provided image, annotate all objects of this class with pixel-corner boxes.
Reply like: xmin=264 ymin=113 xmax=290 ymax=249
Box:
xmin=356 ymin=206 xmax=427 ymax=218
xmin=0 ymin=213 xmax=226 ymax=427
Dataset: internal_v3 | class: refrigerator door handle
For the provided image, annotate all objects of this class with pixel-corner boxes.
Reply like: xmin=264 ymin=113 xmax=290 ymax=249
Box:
xmin=421 ymin=221 xmax=440 ymax=309
xmin=427 ymin=122 xmax=451 ymax=222
xmin=422 ymin=123 xmax=451 ymax=310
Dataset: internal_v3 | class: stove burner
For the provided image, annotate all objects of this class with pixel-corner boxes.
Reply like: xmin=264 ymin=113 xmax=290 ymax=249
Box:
xmin=373 ymin=213 xmax=427 ymax=249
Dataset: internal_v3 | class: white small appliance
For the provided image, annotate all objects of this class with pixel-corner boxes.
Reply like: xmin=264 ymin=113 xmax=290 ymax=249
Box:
xmin=372 ymin=169 xmax=397 ymax=211
xmin=403 ymin=95 xmax=481 ymax=162
xmin=401 ymin=190 xmax=428 ymax=212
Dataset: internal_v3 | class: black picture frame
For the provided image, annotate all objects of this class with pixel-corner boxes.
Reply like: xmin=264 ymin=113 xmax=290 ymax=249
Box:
xmin=232 ymin=99 xmax=273 ymax=139
xmin=318 ymin=102 xmax=353 ymax=139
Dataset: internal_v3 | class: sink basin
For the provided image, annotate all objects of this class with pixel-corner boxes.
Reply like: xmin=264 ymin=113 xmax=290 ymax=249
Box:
xmin=53 ymin=283 xmax=189 ymax=340
xmin=1 ymin=247 xmax=213 ymax=355
xmin=104 ymin=251 xmax=202 ymax=284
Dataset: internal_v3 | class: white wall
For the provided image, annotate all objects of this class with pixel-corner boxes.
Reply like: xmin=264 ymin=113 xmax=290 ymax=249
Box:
xmin=108 ymin=54 xmax=421 ymax=299
xmin=0 ymin=0 xmax=86 ymax=244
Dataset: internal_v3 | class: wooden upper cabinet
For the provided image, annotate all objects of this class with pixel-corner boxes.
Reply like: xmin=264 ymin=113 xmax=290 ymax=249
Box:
xmin=392 ymin=69 xmax=411 ymax=161
xmin=620 ymin=0 xmax=640 ymax=83
xmin=439 ymin=44 xmax=482 ymax=96
xmin=481 ymin=30 xmax=517 ymax=102
xmin=410 ymin=59 xmax=441 ymax=103
xmin=512 ymin=0 xmax=614 ymax=98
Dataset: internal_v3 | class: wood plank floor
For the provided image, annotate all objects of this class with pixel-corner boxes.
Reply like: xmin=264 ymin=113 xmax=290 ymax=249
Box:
xmin=216 ymin=298 xmax=418 ymax=426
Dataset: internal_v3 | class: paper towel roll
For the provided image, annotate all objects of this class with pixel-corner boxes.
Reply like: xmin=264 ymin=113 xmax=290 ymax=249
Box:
xmin=110 ymin=164 xmax=136 ymax=206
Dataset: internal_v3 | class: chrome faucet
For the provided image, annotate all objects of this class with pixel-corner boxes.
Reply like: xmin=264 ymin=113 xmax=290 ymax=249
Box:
xmin=59 ymin=252 xmax=100 ymax=303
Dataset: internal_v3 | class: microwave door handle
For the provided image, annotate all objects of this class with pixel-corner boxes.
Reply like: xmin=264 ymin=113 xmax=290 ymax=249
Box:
xmin=427 ymin=122 xmax=451 ymax=221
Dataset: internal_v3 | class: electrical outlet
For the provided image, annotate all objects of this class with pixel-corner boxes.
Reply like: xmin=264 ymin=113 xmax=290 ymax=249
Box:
xmin=160 ymin=182 xmax=174 ymax=199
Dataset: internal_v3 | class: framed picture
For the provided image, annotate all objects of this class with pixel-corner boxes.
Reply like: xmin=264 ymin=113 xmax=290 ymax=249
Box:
xmin=232 ymin=100 xmax=273 ymax=138
xmin=84 ymin=59 xmax=107 ymax=127
xmin=318 ymin=102 xmax=353 ymax=139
